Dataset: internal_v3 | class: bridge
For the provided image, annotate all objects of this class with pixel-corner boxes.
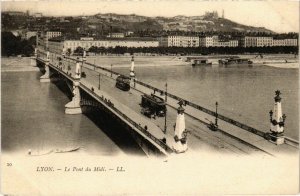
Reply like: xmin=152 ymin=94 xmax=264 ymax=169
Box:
xmin=35 ymin=49 xmax=298 ymax=157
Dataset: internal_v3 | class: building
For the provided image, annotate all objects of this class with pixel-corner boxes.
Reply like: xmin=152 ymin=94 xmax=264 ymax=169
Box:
xmin=273 ymin=38 xmax=298 ymax=46
xmin=228 ymin=40 xmax=239 ymax=47
xmin=256 ymin=37 xmax=273 ymax=47
xmin=38 ymin=31 xmax=62 ymax=50
xmin=159 ymin=36 xmax=200 ymax=47
xmin=48 ymin=37 xmax=159 ymax=54
xmin=34 ymin=13 xmax=43 ymax=18
xmin=241 ymin=36 xmax=273 ymax=47
xmin=125 ymin=31 xmax=134 ymax=36
xmin=45 ymin=31 xmax=62 ymax=40
xmin=107 ymin=39 xmax=159 ymax=48
xmin=200 ymin=36 xmax=238 ymax=47
xmin=107 ymin=33 xmax=125 ymax=38
xmin=25 ymin=31 xmax=37 ymax=40
xmin=4 ymin=11 xmax=26 ymax=16
xmin=199 ymin=36 xmax=218 ymax=47
xmin=200 ymin=36 xmax=213 ymax=47
xmin=284 ymin=39 xmax=298 ymax=46
xmin=216 ymin=40 xmax=239 ymax=47
xmin=80 ymin=37 xmax=94 ymax=41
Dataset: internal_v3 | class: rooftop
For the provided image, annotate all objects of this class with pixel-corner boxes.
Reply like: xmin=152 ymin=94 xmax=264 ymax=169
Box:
xmin=49 ymin=36 xmax=158 ymax=42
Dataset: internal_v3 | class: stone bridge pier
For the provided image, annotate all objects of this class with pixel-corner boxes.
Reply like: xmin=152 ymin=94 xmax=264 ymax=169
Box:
xmin=40 ymin=51 xmax=51 ymax=82
xmin=65 ymin=61 xmax=82 ymax=115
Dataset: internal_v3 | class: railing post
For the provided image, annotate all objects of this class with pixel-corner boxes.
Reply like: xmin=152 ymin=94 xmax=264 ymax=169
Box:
xmin=129 ymin=55 xmax=136 ymax=87
xmin=65 ymin=80 xmax=82 ymax=114
xmin=267 ymin=90 xmax=285 ymax=145
xmin=172 ymin=100 xmax=188 ymax=153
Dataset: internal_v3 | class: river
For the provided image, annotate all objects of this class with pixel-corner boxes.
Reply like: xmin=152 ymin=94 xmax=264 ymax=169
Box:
xmin=2 ymin=57 xmax=298 ymax=156
xmin=1 ymin=71 xmax=144 ymax=156
xmin=113 ymin=63 xmax=299 ymax=140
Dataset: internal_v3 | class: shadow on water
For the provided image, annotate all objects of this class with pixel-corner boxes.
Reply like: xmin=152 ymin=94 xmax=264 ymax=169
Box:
xmin=84 ymin=108 xmax=146 ymax=156
xmin=51 ymin=77 xmax=146 ymax=157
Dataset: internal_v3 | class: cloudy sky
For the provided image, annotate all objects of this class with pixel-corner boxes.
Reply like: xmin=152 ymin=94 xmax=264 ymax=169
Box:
xmin=2 ymin=0 xmax=299 ymax=33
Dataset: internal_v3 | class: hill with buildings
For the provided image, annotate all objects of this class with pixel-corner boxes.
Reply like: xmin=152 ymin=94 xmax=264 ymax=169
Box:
xmin=2 ymin=11 xmax=275 ymax=38
xmin=83 ymin=11 xmax=274 ymax=34
xmin=153 ymin=11 xmax=273 ymax=33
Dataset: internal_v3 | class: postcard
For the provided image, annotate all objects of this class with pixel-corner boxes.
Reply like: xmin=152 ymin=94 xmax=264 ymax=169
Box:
xmin=1 ymin=0 xmax=299 ymax=194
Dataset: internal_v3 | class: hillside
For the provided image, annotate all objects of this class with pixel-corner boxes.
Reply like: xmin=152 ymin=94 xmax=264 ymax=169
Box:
xmin=1 ymin=11 xmax=275 ymax=36
xmin=84 ymin=12 xmax=274 ymax=33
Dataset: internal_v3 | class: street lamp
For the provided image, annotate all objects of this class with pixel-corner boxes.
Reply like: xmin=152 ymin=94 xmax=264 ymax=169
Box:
xmin=98 ymin=73 xmax=101 ymax=90
xmin=94 ymin=58 xmax=96 ymax=70
xmin=215 ymin=102 xmax=218 ymax=127
xmin=111 ymin=64 xmax=113 ymax=77
xmin=164 ymin=82 xmax=168 ymax=134
xmin=165 ymin=82 xmax=168 ymax=102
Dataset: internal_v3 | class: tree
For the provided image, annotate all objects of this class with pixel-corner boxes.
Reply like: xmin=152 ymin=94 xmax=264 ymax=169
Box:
xmin=74 ymin=46 xmax=84 ymax=55
xmin=67 ymin=48 xmax=71 ymax=56
xmin=1 ymin=31 xmax=34 ymax=57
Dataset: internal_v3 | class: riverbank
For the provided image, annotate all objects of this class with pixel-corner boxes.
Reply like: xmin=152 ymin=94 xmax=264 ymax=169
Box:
xmin=1 ymin=57 xmax=39 ymax=72
xmin=86 ymin=55 xmax=190 ymax=68
xmin=263 ymin=62 xmax=299 ymax=69
xmin=84 ymin=54 xmax=299 ymax=68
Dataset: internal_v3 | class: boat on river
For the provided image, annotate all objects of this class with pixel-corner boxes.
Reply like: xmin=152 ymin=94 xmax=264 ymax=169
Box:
xmin=192 ymin=59 xmax=212 ymax=66
xmin=219 ymin=57 xmax=253 ymax=66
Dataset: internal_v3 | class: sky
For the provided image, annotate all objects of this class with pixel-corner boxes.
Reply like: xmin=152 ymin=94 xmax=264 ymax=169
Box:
xmin=2 ymin=0 xmax=299 ymax=33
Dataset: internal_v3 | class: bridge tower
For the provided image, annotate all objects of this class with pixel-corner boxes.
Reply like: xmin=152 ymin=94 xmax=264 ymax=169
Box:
xmin=269 ymin=90 xmax=286 ymax=144
xmin=173 ymin=100 xmax=188 ymax=153
xmin=65 ymin=61 xmax=82 ymax=114
xmin=40 ymin=51 xmax=51 ymax=82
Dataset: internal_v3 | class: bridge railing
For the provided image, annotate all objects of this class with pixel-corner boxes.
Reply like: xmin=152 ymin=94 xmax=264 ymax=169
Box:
xmin=133 ymin=80 xmax=266 ymax=137
xmin=50 ymin=54 xmax=269 ymax=139
xmin=80 ymin=84 xmax=173 ymax=153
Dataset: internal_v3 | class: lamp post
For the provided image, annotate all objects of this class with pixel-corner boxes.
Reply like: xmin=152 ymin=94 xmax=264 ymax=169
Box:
xmin=93 ymin=58 xmax=96 ymax=70
xmin=111 ymin=64 xmax=113 ymax=77
xmin=165 ymin=82 xmax=168 ymax=102
xmin=164 ymin=107 xmax=167 ymax=134
xmin=164 ymin=82 xmax=168 ymax=134
xmin=215 ymin=102 xmax=218 ymax=127
xmin=98 ymin=73 xmax=101 ymax=90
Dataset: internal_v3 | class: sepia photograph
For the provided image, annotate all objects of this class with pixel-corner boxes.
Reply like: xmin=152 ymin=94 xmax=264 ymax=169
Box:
xmin=1 ymin=0 xmax=299 ymax=194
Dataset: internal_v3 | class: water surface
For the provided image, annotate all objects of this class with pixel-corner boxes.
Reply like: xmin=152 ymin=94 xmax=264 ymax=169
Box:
xmin=115 ymin=64 xmax=299 ymax=140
